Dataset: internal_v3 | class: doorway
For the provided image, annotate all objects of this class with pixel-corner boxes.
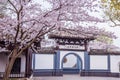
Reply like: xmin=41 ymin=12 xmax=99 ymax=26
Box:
xmin=11 ymin=58 xmax=21 ymax=74
xmin=61 ymin=53 xmax=82 ymax=74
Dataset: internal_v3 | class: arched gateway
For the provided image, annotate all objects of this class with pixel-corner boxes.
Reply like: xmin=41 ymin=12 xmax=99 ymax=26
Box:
xmin=61 ymin=53 xmax=82 ymax=74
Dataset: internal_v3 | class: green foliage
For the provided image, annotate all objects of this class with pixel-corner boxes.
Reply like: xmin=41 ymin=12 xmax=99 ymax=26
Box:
xmin=96 ymin=35 xmax=113 ymax=44
xmin=101 ymin=0 xmax=120 ymax=22
xmin=101 ymin=0 xmax=120 ymax=10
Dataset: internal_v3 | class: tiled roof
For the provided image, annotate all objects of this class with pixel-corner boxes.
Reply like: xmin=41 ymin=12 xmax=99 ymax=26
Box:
xmin=89 ymin=49 xmax=120 ymax=55
xmin=49 ymin=28 xmax=95 ymax=40
xmin=89 ymin=41 xmax=120 ymax=55
xmin=36 ymin=47 xmax=56 ymax=54
xmin=0 ymin=47 xmax=11 ymax=54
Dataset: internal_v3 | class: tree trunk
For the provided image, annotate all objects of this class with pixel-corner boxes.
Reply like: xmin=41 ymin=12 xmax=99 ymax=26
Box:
xmin=3 ymin=57 xmax=16 ymax=80
xmin=3 ymin=49 xmax=17 ymax=80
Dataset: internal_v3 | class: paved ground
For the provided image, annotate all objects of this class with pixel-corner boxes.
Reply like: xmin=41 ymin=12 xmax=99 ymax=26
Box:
xmin=33 ymin=74 xmax=120 ymax=80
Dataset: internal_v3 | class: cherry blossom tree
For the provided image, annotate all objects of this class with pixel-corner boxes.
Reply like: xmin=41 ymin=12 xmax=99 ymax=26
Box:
xmin=0 ymin=0 xmax=116 ymax=80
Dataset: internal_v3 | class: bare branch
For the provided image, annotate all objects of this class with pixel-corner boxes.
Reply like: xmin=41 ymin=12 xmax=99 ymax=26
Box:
xmin=31 ymin=45 xmax=39 ymax=53
xmin=14 ymin=1 xmax=24 ymax=44
xmin=8 ymin=0 xmax=18 ymax=12
xmin=109 ymin=15 xmax=120 ymax=27
xmin=43 ymin=0 xmax=62 ymax=17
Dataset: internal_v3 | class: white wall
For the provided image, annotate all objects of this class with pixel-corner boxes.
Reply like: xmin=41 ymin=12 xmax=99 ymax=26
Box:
xmin=0 ymin=54 xmax=7 ymax=72
xmin=90 ymin=55 xmax=108 ymax=70
xmin=34 ymin=54 xmax=54 ymax=69
xmin=110 ymin=55 xmax=120 ymax=73
xmin=20 ymin=55 xmax=26 ymax=72
xmin=60 ymin=51 xmax=84 ymax=69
